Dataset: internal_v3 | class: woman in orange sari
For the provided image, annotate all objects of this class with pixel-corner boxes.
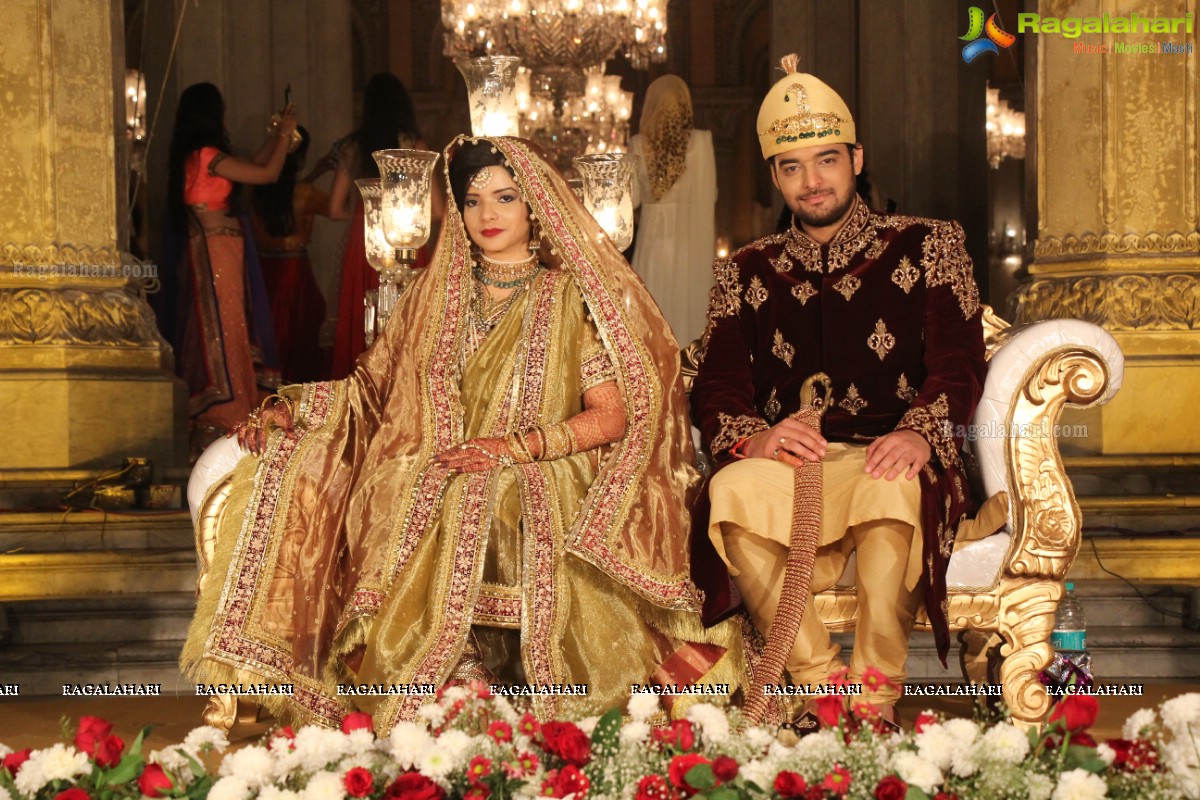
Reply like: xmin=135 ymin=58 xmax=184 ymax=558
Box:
xmin=183 ymin=136 xmax=745 ymax=731
xmin=168 ymin=82 xmax=294 ymax=446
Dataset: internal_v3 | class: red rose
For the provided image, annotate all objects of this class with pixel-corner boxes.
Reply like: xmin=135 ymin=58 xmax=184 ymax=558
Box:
xmin=667 ymin=755 xmax=710 ymax=796
xmin=341 ymin=712 xmax=374 ymax=735
xmin=815 ymin=695 xmax=846 ymax=728
xmin=386 ymin=772 xmax=445 ymax=800
xmin=138 ymin=763 xmax=174 ymax=798
xmin=712 ymin=756 xmax=739 ymax=784
xmin=74 ymin=716 xmax=113 ymax=755
xmin=1107 ymin=738 xmax=1160 ymax=772
xmin=1048 ymin=694 xmax=1099 ymax=733
xmin=2 ymin=749 xmax=31 ymax=776
xmin=1072 ymin=731 xmax=1097 ymax=748
xmin=55 ymin=789 xmax=90 ymax=800
xmin=540 ymin=721 xmax=592 ymax=767
xmin=553 ymin=764 xmax=590 ymax=798
xmin=653 ymin=720 xmax=695 ymax=752
xmin=92 ymin=734 xmax=125 ymax=769
xmin=773 ymin=770 xmax=807 ymax=798
xmin=635 ymin=775 xmax=673 ymax=800
xmin=344 ymin=767 xmax=374 ymax=798
xmin=873 ymin=775 xmax=907 ymax=800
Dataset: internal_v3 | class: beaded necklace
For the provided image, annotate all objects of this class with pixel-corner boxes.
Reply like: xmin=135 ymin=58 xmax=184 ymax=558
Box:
xmin=474 ymin=253 xmax=539 ymax=289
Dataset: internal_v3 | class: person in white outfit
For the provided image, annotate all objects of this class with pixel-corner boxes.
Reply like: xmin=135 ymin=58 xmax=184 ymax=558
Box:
xmin=630 ymin=75 xmax=717 ymax=345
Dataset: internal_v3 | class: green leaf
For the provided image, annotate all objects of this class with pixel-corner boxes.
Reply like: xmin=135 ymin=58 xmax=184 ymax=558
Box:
xmin=686 ymin=764 xmax=717 ymax=791
xmin=709 ymin=788 xmax=740 ymax=800
xmin=590 ymin=708 xmax=623 ymax=749
xmin=905 ymin=786 xmax=930 ymax=800
xmin=128 ymin=726 xmax=151 ymax=758
xmin=184 ymin=751 xmax=206 ymax=779
xmin=103 ymin=753 xmax=145 ymax=786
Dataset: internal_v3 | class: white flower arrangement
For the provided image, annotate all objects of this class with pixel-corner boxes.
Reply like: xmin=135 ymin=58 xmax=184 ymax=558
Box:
xmin=2 ymin=687 xmax=1199 ymax=800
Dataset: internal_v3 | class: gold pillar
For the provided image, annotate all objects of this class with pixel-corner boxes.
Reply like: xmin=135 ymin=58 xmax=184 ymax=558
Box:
xmin=1016 ymin=0 xmax=1199 ymax=454
xmin=0 ymin=0 xmax=182 ymax=472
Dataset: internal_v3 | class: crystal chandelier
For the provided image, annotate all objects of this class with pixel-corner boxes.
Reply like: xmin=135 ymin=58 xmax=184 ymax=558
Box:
xmin=985 ymin=85 xmax=1025 ymax=169
xmin=442 ymin=0 xmax=665 ymax=172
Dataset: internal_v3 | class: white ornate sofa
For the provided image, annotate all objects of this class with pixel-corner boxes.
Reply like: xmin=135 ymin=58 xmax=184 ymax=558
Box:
xmin=189 ymin=307 xmax=1122 ymax=730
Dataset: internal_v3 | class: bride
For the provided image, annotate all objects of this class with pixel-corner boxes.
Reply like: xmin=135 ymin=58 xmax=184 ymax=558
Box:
xmin=183 ymin=136 xmax=745 ymax=732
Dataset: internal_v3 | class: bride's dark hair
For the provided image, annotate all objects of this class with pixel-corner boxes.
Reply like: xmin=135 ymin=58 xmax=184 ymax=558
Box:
xmin=448 ymin=140 xmax=518 ymax=213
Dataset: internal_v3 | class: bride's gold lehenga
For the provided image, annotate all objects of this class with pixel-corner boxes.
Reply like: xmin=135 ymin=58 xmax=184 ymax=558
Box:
xmin=182 ymin=136 xmax=747 ymax=732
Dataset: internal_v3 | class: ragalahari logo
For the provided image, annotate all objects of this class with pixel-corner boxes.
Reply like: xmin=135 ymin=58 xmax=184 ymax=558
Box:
xmin=960 ymin=6 xmax=1017 ymax=63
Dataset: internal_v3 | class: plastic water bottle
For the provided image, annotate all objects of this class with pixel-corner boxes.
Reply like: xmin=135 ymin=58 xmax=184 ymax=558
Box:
xmin=1046 ymin=582 xmax=1093 ymax=691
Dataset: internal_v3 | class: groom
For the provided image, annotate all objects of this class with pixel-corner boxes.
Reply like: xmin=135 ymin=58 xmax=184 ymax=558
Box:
xmin=690 ymin=56 xmax=987 ymax=718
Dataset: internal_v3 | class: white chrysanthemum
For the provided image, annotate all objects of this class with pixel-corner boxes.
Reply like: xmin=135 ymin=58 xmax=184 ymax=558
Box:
xmin=14 ymin=743 xmax=91 ymax=794
xmin=416 ymin=704 xmax=447 ymax=728
xmin=0 ymin=744 xmax=11 ymax=757
xmin=260 ymin=786 xmax=302 ymax=800
xmin=949 ymin=748 xmax=978 ymax=779
xmin=685 ymin=704 xmax=730 ymax=744
xmin=915 ymin=724 xmax=971 ymax=773
xmin=0 ymin=783 xmax=12 ymax=800
xmin=338 ymin=752 xmax=376 ymax=773
xmin=208 ymin=776 xmax=253 ymax=800
xmin=150 ymin=746 xmax=192 ymax=774
xmin=1122 ymin=708 xmax=1157 ymax=741
xmin=618 ymin=721 xmax=650 ymax=745
xmin=791 ymin=729 xmax=842 ymax=762
xmin=890 ymin=750 xmax=943 ymax=795
xmin=389 ymin=722 xmax=434 ymax=770
xmin=219 ymin=745 xmax=276 ymax=787
xmin=1164 ymin=738 xmax=1200 ymax=774
xmin=1160 ymin=694 xmax=1200 ymax=738
xmin=576 ymin=717 xmax=599 ymax=736
xmin=1051 ymin=768 xmax=1107 ymax=800
xmin=979 ymin=722 xmax=1030 ymax=764
xmin=1026 ymin=772 xmax=1055 ymax=800
xmin=942 ymin=718 xmax=980 ymax=744
xmin=292 ymin=727 xmax=351 ymax=770
xmin=1095 ymin=743 xmax=1116 ymax=766
xmin=346 ymin=729 xmax=375 ymax=755
xmin=303 ymin=770 xmax=347 ymax=800
xmin=742 ymin=727 xmax=775 ymax=751
xmin=737 ymin=759 xmax=777 ymax=791
xmin=433 ymin=729 xmax=473 ymax=765
xmin=183 ymin=726 xmax=230 ymax=753
xmin=627 ymin=693 xmax=659 ymax=722
xmin=417 ymin=748 xmax=456 ymax=780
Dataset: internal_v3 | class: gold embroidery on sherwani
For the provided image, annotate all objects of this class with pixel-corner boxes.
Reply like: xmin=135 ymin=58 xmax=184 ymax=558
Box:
xmin=838 ymin=383 xmax=867 ymax=415
xmin=899 ymin=393 xmax=957 ymax=468
xmin=710 ymin=258 xmax=742 ymax=318
xmin=896 ymin=373 xmax=916 ymax=402
xmin=892 ymin=256 xmax=919 ymax=293
xmin=791 ymin=282 xmax=817 ymax=305
xmin=712 ymin=412 xmax=769 ymax=456
xmin=770 ymin=252 xmax=793 ymax=273
xmin=864 ymin=236 xmax=886 ymax=261
xmin=867 ymin=319 xmax=895 ymax=361
xmin=744 ymin=275 xmax=769 ymax=310
xmin=772 ymin=329 xmax=795 ymax=367
xmin=922 ymin=221 xmax=980 ymax=320
xmin=784 ymin=230 xmax=822 ymax=273
xmin=832 ymin=274 xmax=861 ymax=301
xmin=764 ymin=387 xmax=781 ymax=423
